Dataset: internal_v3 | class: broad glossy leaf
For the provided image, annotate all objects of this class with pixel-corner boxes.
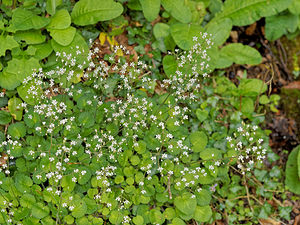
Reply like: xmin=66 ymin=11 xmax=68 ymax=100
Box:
xmin=48 ymin=26 xmax=76 ymax=46
xmin=162 ymin=0 xmax=192 ymax=23
xmin=149 ymin=209 xmax=165 ymax=224
xmin=51 ymin=32 xmax=89 ymax=66
xmin=71 ymin=0 xmax=123 ymax=26
xmin=285 ymin=146 xmax=300 ymax=194
xmin=32 ymin=42 xmax=53 ymax=60
xmin=288 ymin=0 xmax=300 ymax=15
xmin=219 ymin=43 xmax=262 ymax=65
xmin=205 ymin=18 xmax=232 ymax=46
xmin=200 ymin=148 xmax=221 ymax=160
xmin=139 ymin=0 xmax=161 ymax=21
xmin=8 ymin=96 xmax=23 ymax=121
xmin=170 ymin=23 xmax=203 ymax=50
xmin=171 ymin=218 xmax=186 ymax=225
xmin=47 ymin=9 xmax=71 ymax=29
xmin=46 ymin=0 xmax=62 ymax=15
xmin=17 ymin=81 xmax=42 ymax=105
xmin=0 ymin=36 xmax=19 ymax=56
xmin=72 ymin=199 xmax=87 ymax=218
xmin=265 ymin=13 xmax=298 ymax=41
xmin=212 ymin=0 xmax=292 ymax=26
xmin=5 ymin=57 xmax=40 ymax=83
xmin=14 ymin=30 xmax=46 ymax=44
xmin=12 ymin=8 xmax=50 ymax=31
xmin=0 ymin=71 xmax=21 ymax=90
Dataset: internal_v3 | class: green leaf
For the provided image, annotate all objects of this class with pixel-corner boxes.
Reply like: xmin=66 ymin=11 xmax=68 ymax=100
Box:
xmin=12 ymin=8 xmax=50 ymax=31
xmin=0 ymin=111 xmax=12 ymax=125
xmin=139 ymin=0 xmax=161 ymax=22
xmin=5 ymin=57 xmax=40 ymax=83
xmin=0 ymin=71 xmax=21 ymax=90
xmin=17 ymin=81 xmax=42 ymax=105
xmin=46 ymin=0 xmax=62 ymax=15
xmin=78 ymin=111 xmax=95 ymax=128
xmin=71 ymin=0 xmax=123 ymax=26
xmin=219 ymin=43 xmax=262 ymax=65
xmin=200 ymin=148 xmax=221 ymax=160
xmin=265 ymin=13 xmax=299 ymax=41
xmin=193 ymin=205 xmax=212 ymax=222
xmin=133 ymin=215 xmax=144 ymax=225
xmin=47 ymin=9 xmax=71 ymax=29
xmin=285 ymin=145 xmax=300 ymax=194
xmin=171 ymin=217 xmax=186 ymax=225
xmin=196 ymin=189 xmax=211 ymax=206
xmin=48 ymin=26 xmax=76 ymax=46
xmin=174 ymin=192 xmax=197 ymax=216
xmin=162 ymin=0 xmax=192 ymax=23
xmin=0 ymin=36 xmax=19 ymax=56
xmin=241 ymin=97 xmax=254 ymax=114
xmin=14 ymin=30 xmax=46 ymax=44
xmin=149 ymin=209 xmax=165 ymax=224
xmin=134 ymin=140 xmax=147 ymax=154
xmin=259 ymin=95 xmax=270 ymax=104
xmin=51 ymin=32 xmax=89 ymax=66
xmin=109 ymin=210 xmax=123 ymax=224
xmin=212 ymin=0 xmax=292 ymax=26
xmin=163 ymin=208 xmax=176 ymax=220
xmin=153 ymin=23 xmax=170 ymax=39
xmin=8 ymin=96 xmax=23 ymax=120
xmin=205 ymin=18 xmax=232 ymax=46
xmin=32 ymin=203 xmax=50 ymax=219
xmin=170 ymin=23 xmax=203 ymax=50
xmin=8 ymin=122 xmax=26 ymax=138
xmin=196 ymin=109 xmax=208 ymax=122
xmin=33 ymin=42 xmax=53 ymax=60
xmin=190 ymin=131 xmax=208 ymax=152
xmin=298 ymin=150 xmax=300 ymax=178
xmin=288 ymin=0 xmax=300 ymax=15
xmin=20 ymin=194 xmax=36 ymax=208
xmin=163 ymin=55 xmax=177 ymax=77
xmin=238 ymin=79 xmax=267 ymax=96
xmin=72 ymin=199 xmax=87 ymax=218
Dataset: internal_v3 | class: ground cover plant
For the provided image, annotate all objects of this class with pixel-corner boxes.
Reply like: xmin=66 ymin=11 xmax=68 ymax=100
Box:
xmin=0 ymin=0 xmax=300 ymax=224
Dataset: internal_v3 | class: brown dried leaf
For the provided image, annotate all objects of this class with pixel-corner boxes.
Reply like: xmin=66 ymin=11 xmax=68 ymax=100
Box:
xmin=246 ymin=22 xmax=257 ymax=36
xmin=259 ymin=218 xmax=280 ymax=225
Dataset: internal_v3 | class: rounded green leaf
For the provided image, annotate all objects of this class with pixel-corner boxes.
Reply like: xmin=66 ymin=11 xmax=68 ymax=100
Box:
xmin=163 ymin=55 xmax=177 ymax=77
xmin=190 ymin=131 xmax=208 ymax=153
xmin=149 ymin=209 xmax=165 ymax=224
xmin=139 ymin=0 xmax=161 ymax=22
xmin=196 ymin=109 xmax=208 ymax=122
xmin=48 ymin=26 xmax=76 ymax=46
xmin=220 ymin=43 xmax=262 ymax=65
xmin=14 ymin=30 xmax=46 ymax=45
xmin=154 ymin=23 xmax=170 ymax=39
xmin=109 ymin=210 xmax=123 ymax=224
xmin=32 ymin=203 xmax=50 ymax=219
xmin=0 ymin=36 xmax=19 ymax=57
xmin=133 ymin=215 xmax=144 ymax=225
xmin=8 ymin=122 xmax=26 ymax=139
xmin=170 ymin=23 xmax=203 ymax=50
xmin=72 ymin=199 xmax=87 ymax=218
xmin=193 ymin=205 xmax=212 ymax=222
xmin=0 ymin=71 xmax=21 ymax=90
xmin=8 ymin=96 xmax=23 ymax=121
xmin=47 ymin=9 xmax=71 ymax=29
xmin=174 ymin=192 xmax=197 ymax=216
xmin=171 ymin=218 xmax=186 ymax=225
xmin=71 ymin=0 xmax=123 ymax=26
xmin=162 ymin=0 xmax=192 ymax=23
xmin=0 ymin=111 xmax=12 ymax=125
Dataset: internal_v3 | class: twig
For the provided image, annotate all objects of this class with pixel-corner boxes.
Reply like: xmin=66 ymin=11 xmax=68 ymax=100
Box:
xmin=167 ymin=174 xmax=172 ymax=200
xmin=243 ymin=174 xmax=254 ymax=213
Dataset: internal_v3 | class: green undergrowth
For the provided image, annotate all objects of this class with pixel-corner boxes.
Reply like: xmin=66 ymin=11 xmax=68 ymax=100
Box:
xmin=0 ymin=0 xmax=299 ymax=224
